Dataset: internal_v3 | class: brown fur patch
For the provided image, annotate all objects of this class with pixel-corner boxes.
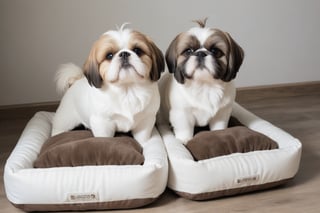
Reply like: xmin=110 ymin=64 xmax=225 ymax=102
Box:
xmin=193 ymin=18 xmax=208 ymax=28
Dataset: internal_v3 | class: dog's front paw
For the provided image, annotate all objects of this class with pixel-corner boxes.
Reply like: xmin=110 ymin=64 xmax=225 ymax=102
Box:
xmin=175 ymin=131 xmax=193 ymax=145
xmin=51 ymin=128 xmax=63 ymax=137
xmin=91 ymin=125 xmax=115 ymax=138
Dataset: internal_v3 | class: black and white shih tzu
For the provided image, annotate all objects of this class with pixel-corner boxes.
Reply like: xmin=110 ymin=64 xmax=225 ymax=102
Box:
xmin=158 ymin=19 xmax=244 ymax=144
xmin=52 ymin=25 xmax=165 ymax=146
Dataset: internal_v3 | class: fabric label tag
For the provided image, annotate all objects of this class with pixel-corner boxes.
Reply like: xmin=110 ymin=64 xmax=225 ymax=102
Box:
xmin=66 ymin=192 xmax=99 ymax=203
xmin=236 ymin=175 xmax=259 ymax=184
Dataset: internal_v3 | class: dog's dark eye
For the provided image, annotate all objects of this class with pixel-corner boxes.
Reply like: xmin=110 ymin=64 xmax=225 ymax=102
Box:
xmin=106 ymin=53 xmax=113 ymax=60
xmin=183 ymin=48 xmax=194 ymax=56
xmin=133 ymin=47 xmax=143 ymax=56
xmin=210 ymin=48 xmax=224 ymax=58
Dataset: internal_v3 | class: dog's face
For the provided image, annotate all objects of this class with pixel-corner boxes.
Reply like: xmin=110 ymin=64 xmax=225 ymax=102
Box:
xmin=84 ymin=27 xmax=164 ymax=87
xmin=166 ymin=24 xmax=244 ymax=84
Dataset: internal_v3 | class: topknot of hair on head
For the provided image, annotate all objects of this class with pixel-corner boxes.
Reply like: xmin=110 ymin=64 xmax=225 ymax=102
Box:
xmin=116 ymin=22 xmax=131 ymax=31
xmin=193 ymin=18 xmax=208 ymax=28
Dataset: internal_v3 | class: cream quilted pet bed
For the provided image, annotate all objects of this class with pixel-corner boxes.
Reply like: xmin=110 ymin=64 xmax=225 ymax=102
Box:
xmin=158 ymin=102 xmax=302 ymax=200
xmin=4 ymin=112 xmax=168 ymax=211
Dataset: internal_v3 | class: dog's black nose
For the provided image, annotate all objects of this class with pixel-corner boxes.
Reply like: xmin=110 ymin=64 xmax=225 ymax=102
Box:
xmin=119 ymin=51 xmax=131 ymax=59
xmin=195 ymin=51 xmax=207 ymax=58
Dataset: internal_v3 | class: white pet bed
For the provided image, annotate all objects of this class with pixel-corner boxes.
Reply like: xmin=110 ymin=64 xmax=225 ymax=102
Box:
xmin=158 ymin=102 xmax=302 ymax=200
xmin=4 ymin=112 xmax=168 ymax=211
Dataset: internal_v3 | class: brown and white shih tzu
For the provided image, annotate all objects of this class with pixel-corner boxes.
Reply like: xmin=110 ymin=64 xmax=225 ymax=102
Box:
xmin=158 ymin=19 xmax=244 ymax=144
xmin=52 ymin=25 xmax=165 ymax=145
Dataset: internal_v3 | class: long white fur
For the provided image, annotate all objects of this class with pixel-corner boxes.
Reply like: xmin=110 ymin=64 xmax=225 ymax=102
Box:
xmin=53 ymin=72 xmax=159 ymax=146
xmin=52 ymin=29 xmax=160 ymax=146
xmin=158 ymin=27 xmax=236 ymax=144
xmin=158 ymin=73 xmax=235 ymax=144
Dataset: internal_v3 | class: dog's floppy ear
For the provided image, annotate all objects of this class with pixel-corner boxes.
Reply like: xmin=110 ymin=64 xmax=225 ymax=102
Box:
xmin=147 ymin=38 xmax=165 ymax=81
xmin=165 ymin=36 xmax=178 ymax=74
xmin=223 ymin=32 xmax=244 ymax=82
xmin=83 ymin=43 xmax=103 ymax=88
xmin=165 ymin=35 xmax=185 ymax=84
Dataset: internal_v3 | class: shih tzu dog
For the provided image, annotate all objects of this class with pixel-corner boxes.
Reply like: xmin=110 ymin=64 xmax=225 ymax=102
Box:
xmin=158 ymin=19 xmax=244 ymax=144
xmin=52 ymin=25 xmax=165 ymax=145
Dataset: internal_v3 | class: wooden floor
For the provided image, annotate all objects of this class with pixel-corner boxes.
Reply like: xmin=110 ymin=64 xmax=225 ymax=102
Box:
xmin=1 ymin=82 xmax=320 ymax=213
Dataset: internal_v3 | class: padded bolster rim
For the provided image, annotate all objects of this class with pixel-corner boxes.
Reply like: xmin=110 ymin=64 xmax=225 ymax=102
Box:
xmin=231 ymin=103 xmax=301 ymax=149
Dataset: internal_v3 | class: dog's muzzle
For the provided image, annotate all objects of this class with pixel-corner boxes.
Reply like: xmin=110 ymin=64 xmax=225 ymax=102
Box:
xmin=194 ymin=50 xmax=209 ymax=67
xmin=119 ymin=51 xmax=131 ymax=67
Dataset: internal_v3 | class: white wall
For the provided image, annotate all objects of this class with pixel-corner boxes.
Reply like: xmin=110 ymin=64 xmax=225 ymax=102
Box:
xmin=1 ymin=0 xmax=320 ymax=106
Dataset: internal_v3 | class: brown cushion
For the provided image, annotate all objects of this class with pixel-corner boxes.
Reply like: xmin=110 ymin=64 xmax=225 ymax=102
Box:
xmin=186 ymin=126 xmax=279 ymax=161
xmin=34 ymin=130 xmax=144 ymax=168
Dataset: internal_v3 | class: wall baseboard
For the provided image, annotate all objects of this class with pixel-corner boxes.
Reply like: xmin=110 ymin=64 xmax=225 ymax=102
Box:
xmin=0 ymin=101 xmax=59 ymax=110
xmin=1 ymin=81 xmax=319 ymax=114
xmin=0 ymin=101 xmax=58 ymax=120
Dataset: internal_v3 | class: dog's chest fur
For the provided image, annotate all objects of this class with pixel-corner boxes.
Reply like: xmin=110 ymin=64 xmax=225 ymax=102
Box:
xmin=191 ymin=89 xmax=222 ymax=126
xmin=101 ymin=85 xmax=154 ymax=129
xmin=171 ymin=79 xmax=234 ymax=126
xmin=72 ymin=79 xmax=158 ymax=132
xmin=109 ymin=86 xmax=153 ymax=130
